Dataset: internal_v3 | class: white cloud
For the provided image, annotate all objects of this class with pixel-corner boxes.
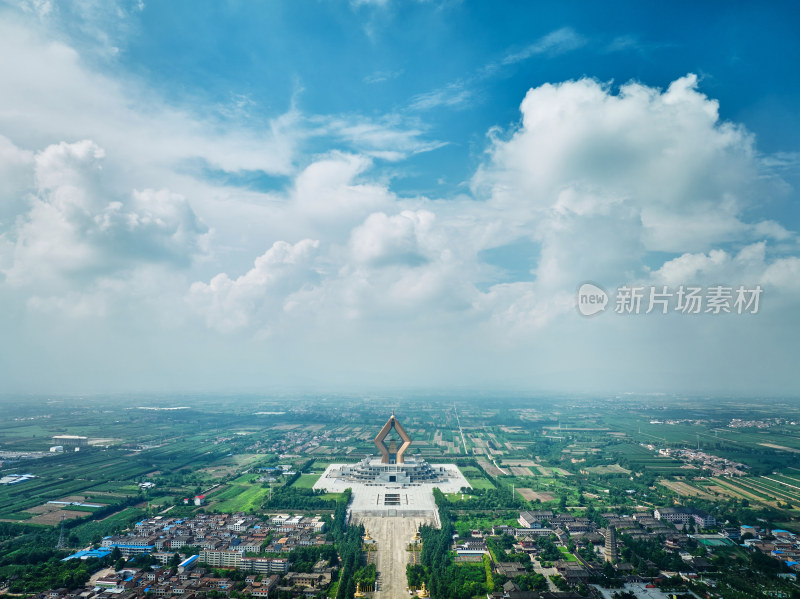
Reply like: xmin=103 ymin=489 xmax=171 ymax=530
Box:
xmin=314 ymin=114 xmax=446 ymax=159
xmin=290 ymin=153 xmax=394 ymax=226
xmin=501 ymin=27 xmax=587 ymax=65
xmin=349 ymin=210 xmax=436 ymax=266
xmin=182 ymin=75 xmax=799 ymax=350
xmin=0 ymin=18 xmax=300 ymax=179
xmin=408 ymin=82 xmax=472 ymax=112
xmin=473 ymin=74 xmax=782 ymax=258
xmin=1 ymin=6 xmax=797 ymax=396
xmin=363 ymin=69 xmax=404 ymax=84
xmin=0 ymin=134 xmax=35 ymax=228
xmin=188 ymin=239 xmax=320 ymax=333
xmin=2 ymin=138 xmax=208 ymax=288
xmin=651 ymin=242 xmax=800 ymax=292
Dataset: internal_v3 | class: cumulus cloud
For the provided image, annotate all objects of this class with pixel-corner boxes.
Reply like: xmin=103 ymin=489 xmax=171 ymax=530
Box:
xmin=290 ymin=153 xmax=395 ymax=229
xmin=460 ymin=73 xmax=800 ymax=334
xmin=2 ymin=25 xmax=798 ymax=395
xmin=350 ymin=210 xmax=435 ymax=267
xmin=188 ymin=239 xmax=320 ymax=333
xmin=183 ymin=74 xmax=799 ymax=344
xmin=650 ymin=242 xmax=800 ymax=292
xmin=0 ymin=134 xmax=35 ymax=228
xmin=2 ymin=138 xmax=208 ymax=288
xmin=336 ymin=209 xmax=478 ymax=317
xmin=473 ymin=74 xmax=774 ymax=252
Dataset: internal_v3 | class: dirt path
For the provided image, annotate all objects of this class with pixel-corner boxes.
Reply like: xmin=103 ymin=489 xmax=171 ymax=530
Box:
xmin=353 ymin=515 xmax=432 ymax=599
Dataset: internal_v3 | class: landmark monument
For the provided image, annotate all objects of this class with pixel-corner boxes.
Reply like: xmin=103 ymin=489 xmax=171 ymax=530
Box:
xmin=314 ymin=412 xmax=470 ymax=514
xmin=314 ymin=413 xmax=470 ymax=599
xmin=375 ymin=411 xmax=411 ymax=464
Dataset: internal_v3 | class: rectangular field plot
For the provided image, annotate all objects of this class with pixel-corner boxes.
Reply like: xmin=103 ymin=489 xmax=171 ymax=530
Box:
xmin=466 ymin=477 xmax=496 ymax=490
xmin=508 ymin=466 xmax=534 ymax=476
xmin=516 ymin=488 xmax=555 ymax=502
xmin=476 ymin=459 xmax=506 ymax=477
xmin=582 ymin=464 xmax=631 ymax=475
xmin=659 ymin=480 xmax=714 ymax=499
xmin=210 ymin=483 xmax=270 ymax=513
xmin=292 ymin=473 xmax=322 ymax=489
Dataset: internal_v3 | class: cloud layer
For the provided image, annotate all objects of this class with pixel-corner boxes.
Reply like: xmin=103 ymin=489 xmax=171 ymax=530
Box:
xmin=0 ymin=7 xmax=798 ymax=394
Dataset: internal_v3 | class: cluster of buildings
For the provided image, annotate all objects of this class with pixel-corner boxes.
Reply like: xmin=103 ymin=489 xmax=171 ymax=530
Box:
xmin=456 ymin=507 xmax=737 ymax=588
xmin=741 ymin=525 xmax=800 ymax=574
xmin=0 ymin=450 xmax=49 ymax=469
xmin=45 ymin=566 xmax=262 ymax=599
xmin=514 ymin=509 xmax=681 ymax=542
xmin=648 ymin=419 xmax=710 ymax=426
xmin=48 ymin=512 xmax=337 ymax=599
xmin=47 ymin=555 xmax=337 ymax=599
xmin=654 ymin=447 xmax=748 ymax=476
xmin=87 ymin=513 xmax=329 ymax=561
xmin=0 ymin=473 xmax=36 ymax=485
xmin=42 ymin=564 xmax=291 ymax=599
xmin=728 ymin=418 xmax=785 ymax=429
xmin=260 ymin=428 xmax=340 ymax=457
xmin=256 ymin=465 xmax=297 ymax=484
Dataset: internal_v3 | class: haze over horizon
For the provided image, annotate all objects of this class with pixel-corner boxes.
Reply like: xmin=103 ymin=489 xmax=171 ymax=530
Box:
xmin=0 ymin=1 xmax=798 ymax=395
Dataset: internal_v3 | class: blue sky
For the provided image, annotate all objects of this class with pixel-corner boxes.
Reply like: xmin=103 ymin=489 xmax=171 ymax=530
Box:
xmin=0 ymin=0 xmax=798 ymax=395
xmin=124 ymin=2 xmax=800 ymax=190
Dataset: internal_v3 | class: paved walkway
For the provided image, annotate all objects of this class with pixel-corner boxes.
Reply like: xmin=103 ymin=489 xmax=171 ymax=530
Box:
xmin=353 ymin=515 xmax=432 ymax=599
xmin=530 ymin=555 xmax=559 ymax=592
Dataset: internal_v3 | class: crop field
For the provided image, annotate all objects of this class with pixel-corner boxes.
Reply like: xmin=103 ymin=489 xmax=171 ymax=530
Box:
xmin=501 ymin=460 xmax=540 ymax=467
xmin=211 ymin=484 xmax=270 ymax=513
xmin=582 ymin=464 xmax=631 ymax=475
xmin=659 ymin=480 xmax=714 ymax=499
xmin=30 ymin=508 xmax=91 ymax=525
xmin=508 ymin=466 xmax=534 ymax=476
xmin=292 ymin=474 xmax=322 ymax=489
xmin=466 ymin=477 xmax=496 ymax=490
xmin=700 ymin=476 xmax=800 ymax=514
xmin=476 ymin=459 xmax=506 ymax=477
xmin=516 ymin=488 xmax=555 ymax=502
xmin=605 ymin=444 xmax=687 ymax=474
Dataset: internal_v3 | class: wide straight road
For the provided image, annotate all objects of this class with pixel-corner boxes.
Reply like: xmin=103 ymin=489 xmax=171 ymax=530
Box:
xmin=353 ymin=515 xmax=432 ymax=599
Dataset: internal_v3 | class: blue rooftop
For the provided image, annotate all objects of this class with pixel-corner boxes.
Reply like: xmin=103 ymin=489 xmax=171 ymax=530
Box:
xmin=179 ymin=555 xmax=199 ymax=568
xmin=61 ymin=547 xmax=113 ymax=561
